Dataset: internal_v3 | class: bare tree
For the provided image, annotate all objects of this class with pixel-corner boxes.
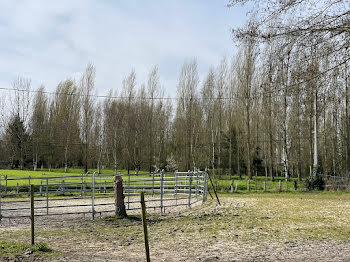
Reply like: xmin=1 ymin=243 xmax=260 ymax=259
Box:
xmin=30 ymin=86 xmax=49 ymax=171
xmin=80 ymin=64 xmax=96 ymax=173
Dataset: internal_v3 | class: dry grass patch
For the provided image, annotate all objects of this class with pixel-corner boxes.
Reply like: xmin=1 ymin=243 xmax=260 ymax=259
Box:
xmin=1 ymin=193 xmax=350 ymax=261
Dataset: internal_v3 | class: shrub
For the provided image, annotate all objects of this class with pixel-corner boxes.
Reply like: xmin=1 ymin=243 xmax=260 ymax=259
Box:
xmin=306 ymin=171 xmax=325 ymax=191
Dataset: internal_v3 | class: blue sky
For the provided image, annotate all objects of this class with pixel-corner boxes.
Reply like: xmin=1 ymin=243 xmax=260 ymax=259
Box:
xmin=0 ymin=0 xmax=249 ymax=98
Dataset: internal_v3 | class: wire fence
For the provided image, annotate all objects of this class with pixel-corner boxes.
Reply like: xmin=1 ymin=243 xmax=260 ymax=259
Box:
xmin=320 ymin=173 xmax=350 ymax=190
xmin=210 ymin=173 xmax=350 ymax=193
xmin=0 ymin=170 xmax=209 ymax=222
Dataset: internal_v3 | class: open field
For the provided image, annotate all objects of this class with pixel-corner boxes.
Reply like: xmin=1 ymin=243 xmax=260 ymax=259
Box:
xmin=0 ymin=169 xmax=148 ymax=187
xmin=1 ymin=193 xmax=350 ymax=261
xmin=0 ymin=169 xmax=308 ymax=193
xmin=0 ymin=168 xmax=146 ymax=176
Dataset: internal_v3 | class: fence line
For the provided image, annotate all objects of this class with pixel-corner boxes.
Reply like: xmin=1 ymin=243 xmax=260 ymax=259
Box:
xmin=0 ymin=170 xmax=208 ymax=222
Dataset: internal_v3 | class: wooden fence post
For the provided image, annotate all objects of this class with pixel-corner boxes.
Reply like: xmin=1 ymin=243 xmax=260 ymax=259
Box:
xmin=248 ymin=180 xmax=250 ymax=192
xmin=264 ymin=180 xmax=267 ymax=192
xmin=114 ymin=174 xmax=127 ymax=218
xmin=207 ymin=170 xmax=221 ymax=205
xmin=294 ymin=180 xmax=298 ymax=191
xmin=17 ymin=183 xmax=19 ymax=194
xmin=230 ymin=180 xmax=234 ymax=193
xmin=5 ymin=175 xmax=7 ymax=195
xmin=140 ymin=192 xmax=151 ymax=262
xmin=151 ymin=172 xmax=155 ymax=197
xmin=0 ymin=177 xmax=2 ymax=222
xmin=279 ymin=180 xmax=282 ymax=192
xmin=30 ymin=184 xmax=35 ymax=245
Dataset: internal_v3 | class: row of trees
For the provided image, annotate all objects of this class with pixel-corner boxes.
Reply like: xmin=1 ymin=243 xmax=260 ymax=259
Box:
xmin=0 ymin=0 xmax=349 ymax=181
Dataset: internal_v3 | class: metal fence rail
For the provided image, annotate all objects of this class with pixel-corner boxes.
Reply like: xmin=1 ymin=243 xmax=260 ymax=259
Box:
xmin=0 ymin=170 xmax=208 ymax=221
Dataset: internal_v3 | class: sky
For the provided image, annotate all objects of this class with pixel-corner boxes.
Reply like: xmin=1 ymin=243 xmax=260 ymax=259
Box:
xmin=0 ymin=0 xmax=250 ymax=98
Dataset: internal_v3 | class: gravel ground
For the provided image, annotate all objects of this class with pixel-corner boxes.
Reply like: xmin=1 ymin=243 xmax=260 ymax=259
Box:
xmin=1 ymin=194 xmax=350 ymax=261
xmin=0 ymin=194 xmax=202 ymax=228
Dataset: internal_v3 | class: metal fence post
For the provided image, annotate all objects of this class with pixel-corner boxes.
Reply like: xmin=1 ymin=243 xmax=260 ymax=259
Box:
xmin=5 ymin=175 xmax=7 ymax=195
xmin=152 ymin=172 xmax=155 ymax=197
xmin=0 ymin=176 xmax=2 ymax=222
xmin=188 ymin=172 xmax=193 ymax=208
xmin=230 ymin=179 xmax=234 ymax=193
xmin=195 ymin=171 xmax=199 ymax=200
xmin=127 ymin=172 xmax=130 ymax=210
xmin=40 ymin=180 xmax=43 ymax=197
xmin=46 ymin=178 xmax=49 ymax=215
xmin=81 ymin=174 xmax=84 ymax=198
xmin=160 ymin=170 xmax=164 ymax=213
xmin=92 ymin=172 xmax=95 ymax=220
xmin=62 ymin=180 xmax=65 ymax=195
xmin=175 ymin=171 xmax=178 ymax=205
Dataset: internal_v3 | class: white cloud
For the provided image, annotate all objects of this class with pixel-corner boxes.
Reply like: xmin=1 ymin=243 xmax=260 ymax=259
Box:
xmin=0 ymin=0 xmax=248 ymax=98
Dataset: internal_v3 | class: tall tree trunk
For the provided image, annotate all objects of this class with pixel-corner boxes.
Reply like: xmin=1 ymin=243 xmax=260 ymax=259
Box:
xmin=284 ymin=89 xmax=289 ymax=181
xmin=211 ymin=118 xmax=216 ymax=180
xmin=345 ymin=53 xmax=350 ymax=172
xmin=229 ymin=124 xmax=232 ymax=179
xmin=64 ymin=145 xmax=68 ymax=173
xmin=323 ymin=94 xmax=327 ymax=175
xmin=313 ymin=88 xmax=318 ymax=175
xmin=246 ymin=99 xmax=251 ymax=179
xmin=297 ymin=90 xmax=302 ymax=181
xmin=218 ymin=101 xmax=222 ymax=176
xmin=268 ymin=93 xmax=274 ymax=182
xmin=237 ymin=129 xmax=241 ymax=179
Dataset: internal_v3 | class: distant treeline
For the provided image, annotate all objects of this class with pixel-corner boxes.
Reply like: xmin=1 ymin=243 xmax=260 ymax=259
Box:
xmin=0 ymin=0 xmax=349 ymax=181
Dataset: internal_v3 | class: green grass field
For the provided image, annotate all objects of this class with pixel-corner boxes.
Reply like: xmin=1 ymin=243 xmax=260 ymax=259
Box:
xmin=0 ymin=168 xmax=149 ymax=187
xmin=0 ymin=167 xmax=146 ymax=177
xmin=0 ymin=169 xmax=343 ymax=194
xmin=211 ymin=176 xmax=307 ymax=193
